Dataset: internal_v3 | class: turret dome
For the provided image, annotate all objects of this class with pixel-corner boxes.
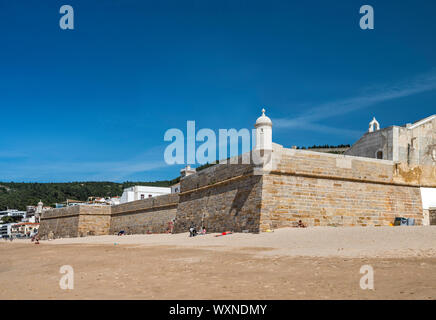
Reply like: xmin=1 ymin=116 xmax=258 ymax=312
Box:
xmin=255 ymin=108 xmax=272 ymax=127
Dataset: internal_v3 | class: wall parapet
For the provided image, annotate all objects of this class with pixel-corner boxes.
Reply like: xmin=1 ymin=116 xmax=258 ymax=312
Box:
xmin=40 ymin=205 xmax=81 ymax=220
xmin=271 ymin=144 xmax=436 ymax=188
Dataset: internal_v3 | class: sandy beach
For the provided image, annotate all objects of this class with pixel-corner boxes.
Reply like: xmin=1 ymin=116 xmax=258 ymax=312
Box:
xmin=1 ymin=226 xmax=435 ymax=299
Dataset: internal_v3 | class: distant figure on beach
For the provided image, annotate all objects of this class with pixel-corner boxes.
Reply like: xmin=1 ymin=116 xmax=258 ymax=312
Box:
xmin=297 ymin=220 xmax=307 ymax=228
xmin=118 ymin=230 xmax=125 ymax=236
xmin=189 ymin=225 xmax=197 ymax=237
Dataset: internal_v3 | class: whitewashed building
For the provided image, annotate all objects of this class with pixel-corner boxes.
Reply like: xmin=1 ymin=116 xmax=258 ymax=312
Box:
xmin=120 ymin=186 xmax=171 ymax=204
xmin=421 ymin=188 xmax=436 ymax=225
xmin=0 ymin=209 xmax=27 ymax=219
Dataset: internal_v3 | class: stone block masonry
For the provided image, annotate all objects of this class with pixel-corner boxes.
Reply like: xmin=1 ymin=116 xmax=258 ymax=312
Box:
xmin=39 ymin=145 xmax=433 ymax=238
xmin=259 ymin=144 xmax=426 ymax=230
xmin=110 ymin=193 xmax=178 ymax=234
xmin=430 ymin=208 xmax=436 ymax=225
xmin=39 ymin=205 xmax=111 ymax=238
xmin=173 ymin=162 xmax=263 ymax=233
xmin=261 ymin=174 xmax=423 ymax=229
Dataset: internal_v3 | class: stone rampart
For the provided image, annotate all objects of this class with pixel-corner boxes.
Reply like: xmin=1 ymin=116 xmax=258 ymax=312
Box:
xmin=173 ymin=162 xmax=263 ymax=233
xmin=259 ymin=145 xmax=425 ymax=230
xmin=110 ymin=193 xmax=178 ymax=234
xmin=39 ymin=205 xmax=111 ymax=238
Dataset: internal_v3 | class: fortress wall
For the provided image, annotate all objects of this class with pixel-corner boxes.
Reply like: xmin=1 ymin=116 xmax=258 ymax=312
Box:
xmin=110 ymin=193 xmax=179 ymax=234
xmin=77 ymin=206 xmax=112 ymax=237
xmin=39 ymin=205 xmax=111 ymax=238
xmin=39 ymin=206 xmax=80 ymax=238
xmin=430 ymin=208 xmax=436 ymax=225
xmin=259 ymin=147 xmax=424 ymax=230
xmin=38 ymin=145 xmax=433 ymax=238
xmin=275 ymin=147 xmax=396 ymax=183
xmin=393 ymin=163 xmax=436 ymax=187
xmin=173 ymin=162 xmax=263 ymax=233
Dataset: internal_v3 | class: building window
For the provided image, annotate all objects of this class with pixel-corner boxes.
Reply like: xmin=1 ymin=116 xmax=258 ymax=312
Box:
xmin=411 ymin=137 xmax=417 ymax=149
xmin=376 ymin=151 xmax=383 ymax=159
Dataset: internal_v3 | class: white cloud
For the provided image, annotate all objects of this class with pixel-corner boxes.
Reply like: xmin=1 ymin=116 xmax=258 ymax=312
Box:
xmin=273 ymin=70 xmax=436 ymax=134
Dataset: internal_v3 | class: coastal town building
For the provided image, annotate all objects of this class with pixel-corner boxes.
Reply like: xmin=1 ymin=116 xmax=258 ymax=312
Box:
xmin=0 ymin=209 xmax=26 ymax=219
xmin=120 ymin=186 xmax=171 ymax=203
xmin=0 ymin=223 xmax=13 ymax=238
xmin=11 ymin=222 xmax=39 ymax=237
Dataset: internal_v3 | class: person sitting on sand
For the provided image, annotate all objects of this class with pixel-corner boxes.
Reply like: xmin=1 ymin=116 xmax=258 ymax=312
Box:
xmin=189 ymin=225 xmax=197 ymax=237
xmin=297 ymin=220 xmax=306 ymax=228
xmin=197 ymin=227 xmax=206 ymax=235
xmin=118 ymin=230 xmax=125 ymax=236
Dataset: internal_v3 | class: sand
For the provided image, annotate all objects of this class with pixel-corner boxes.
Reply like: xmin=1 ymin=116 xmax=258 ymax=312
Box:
xmin=1 ymin=226 xmax=435 ymax=299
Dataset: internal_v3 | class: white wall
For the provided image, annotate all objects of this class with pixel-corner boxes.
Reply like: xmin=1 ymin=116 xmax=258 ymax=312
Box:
xmin=421 ymin=188 xmax=436 ymax=226
xmin=421 ymin=188 xmax=436 ymax=209
xmin=120 ymin=186 xmax=171 ymax=204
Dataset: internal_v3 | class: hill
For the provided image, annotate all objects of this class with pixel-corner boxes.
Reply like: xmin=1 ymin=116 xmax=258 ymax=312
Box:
xmin=0 ymin=179 xmax=179 ymax=211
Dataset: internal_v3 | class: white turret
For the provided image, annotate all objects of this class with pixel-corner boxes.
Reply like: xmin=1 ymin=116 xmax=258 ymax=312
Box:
xmin=254 ymin=108 xmax=272 ymax=151
xmin=369 ymin=117 xmax=380 ymax=133
xmin=35 ymin=200 xmax=43 ymax=223
xmin=36 ymin=200 xmax=43 ymax=213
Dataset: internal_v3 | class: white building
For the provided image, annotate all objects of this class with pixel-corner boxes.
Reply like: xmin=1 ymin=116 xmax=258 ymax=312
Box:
xmin=170 ymin=165 xmax=197 ymax=194
xmin=0 ymin=209 xmax=27 ymax=220
xmin=421 ymin=188 xmax=436 ymax=225
xmin=107 ymin=197 xmax=121 ymax=206
xmin=0 ymin=223 xmax=13 ymax=238
xmin=120 ymin=186 xmax=171 ymax=204
xmin=171 ymin=183 xmax=180 ymax=193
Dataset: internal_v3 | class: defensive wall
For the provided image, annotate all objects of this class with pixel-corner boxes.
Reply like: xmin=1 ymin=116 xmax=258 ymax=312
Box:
xmin=430 ymin=208 xmax=436 ymax=225
xmin=173 ymin=161 xmax=263 ymax=233
xmin=38 ymin=205 xmax=111 ymax=238
xmin=110 ymin=193 xmax=178 ymax=235
xmin=259 ymin=144 xmax=430 ymax=230
xmin=39 ymin=145 xmax=435 ymax=238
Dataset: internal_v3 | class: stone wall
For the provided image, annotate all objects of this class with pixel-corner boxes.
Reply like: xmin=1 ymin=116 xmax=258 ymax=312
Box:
xmin=39 ymin=205 xmax=111 ymax=238
xmin=259 ymin=145 xmax=425 ymax=230
xmin=38 ymin=144 xmax=432 ymax=238
xmin=77 ymin=206 xmax=111 ymax=237
xmin=110 ymin=194 xmax=179 ymax=234
xmin=345 ymin=116 xmax=436 ymax=166
xmin=173 ymin=161 xmax=263 ymax=233
xmin=38 ymin=206 xmax=80 ymax=238
xmin=345 ymin=127 xmax=395 ymax=160
xmin=430 ymin=208 xmax=436 ymax=225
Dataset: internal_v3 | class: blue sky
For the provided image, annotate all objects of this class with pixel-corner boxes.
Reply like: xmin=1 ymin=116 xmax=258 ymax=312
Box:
xmin=1 ymin=0 xmax=435 ymax=182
